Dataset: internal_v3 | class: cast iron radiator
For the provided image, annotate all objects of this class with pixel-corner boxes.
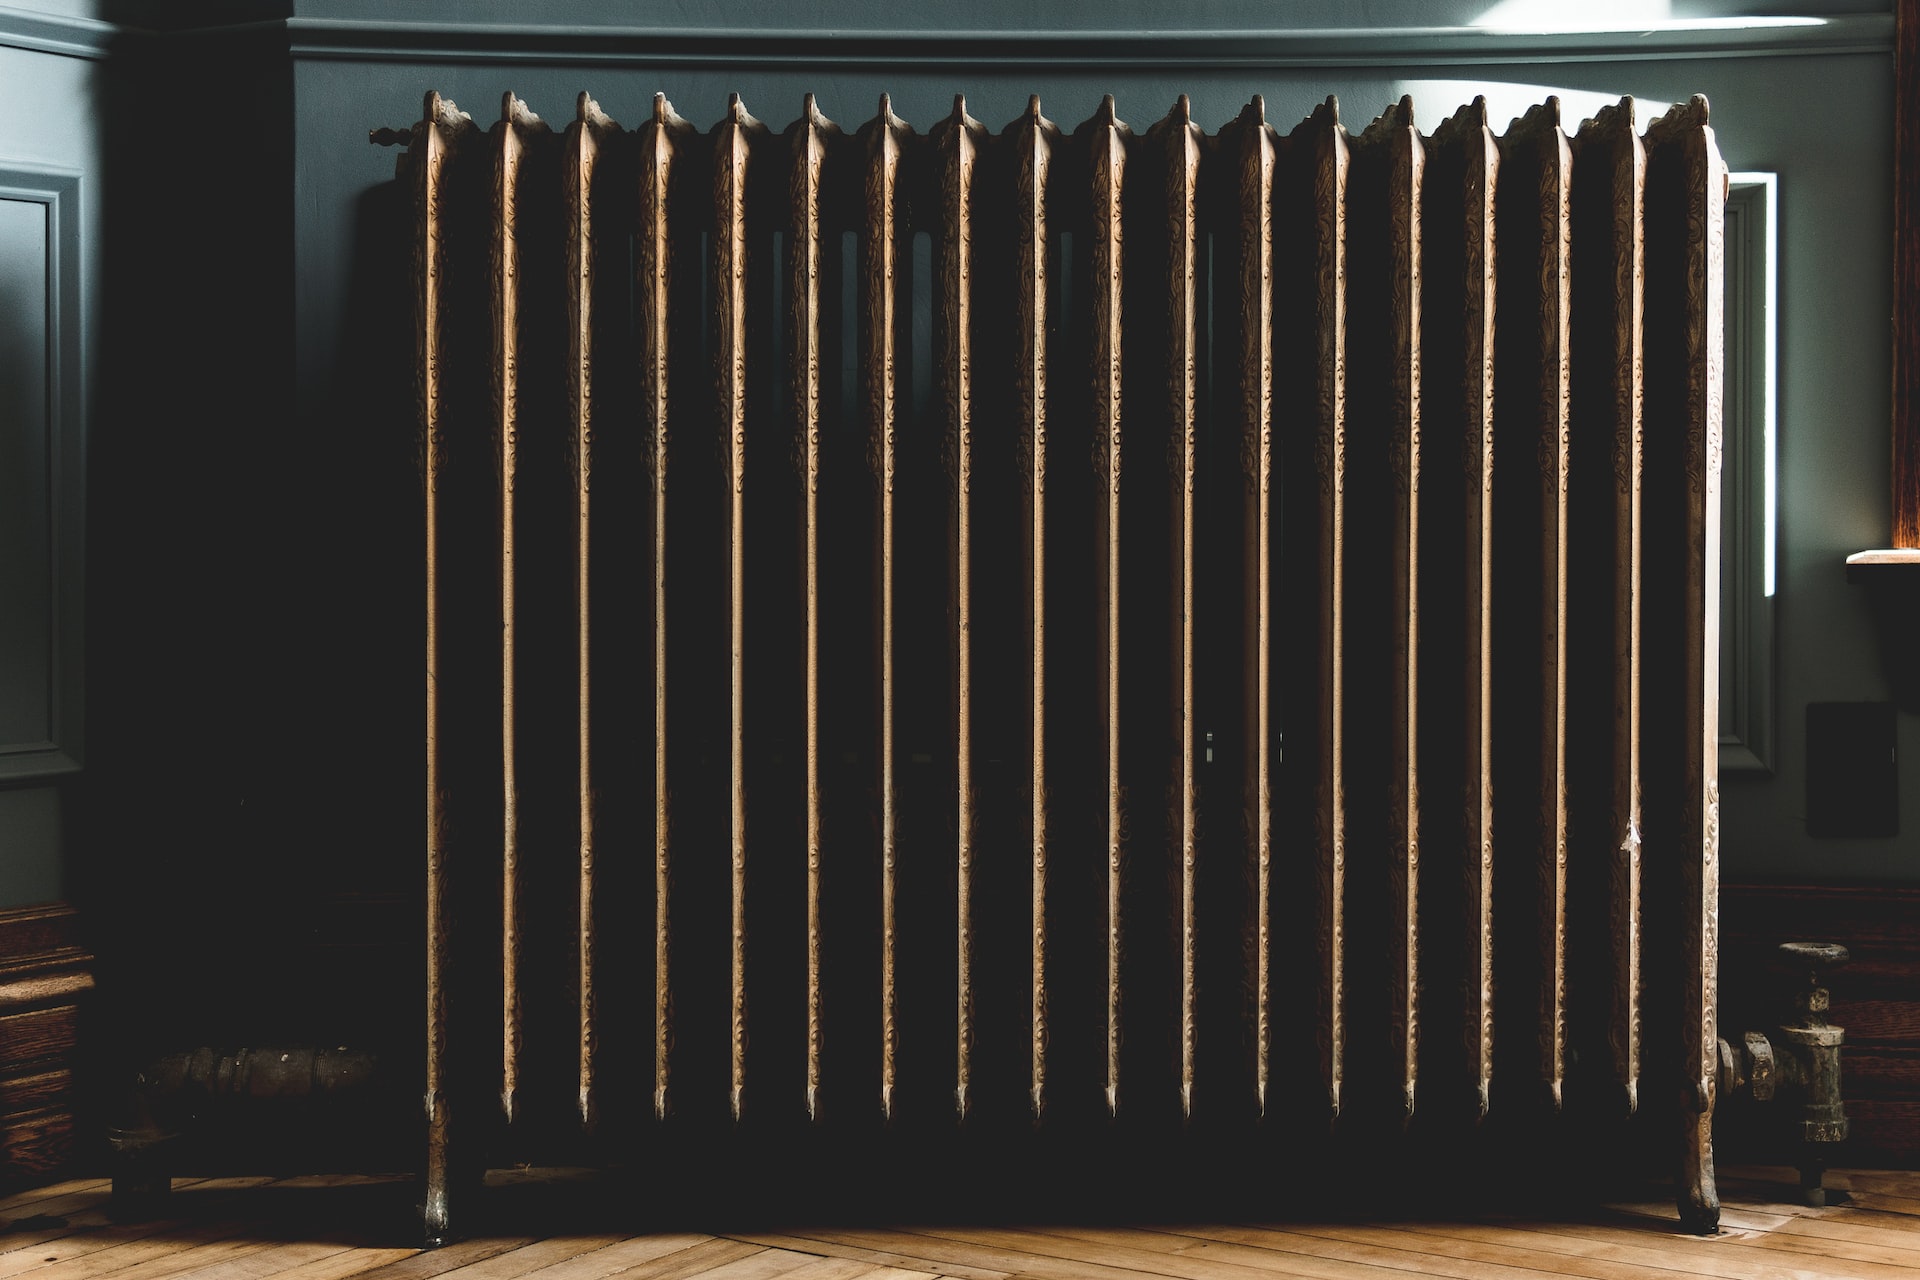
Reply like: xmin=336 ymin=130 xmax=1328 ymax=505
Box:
xmin=387 ymin=87 xmax=1727 ymax=1236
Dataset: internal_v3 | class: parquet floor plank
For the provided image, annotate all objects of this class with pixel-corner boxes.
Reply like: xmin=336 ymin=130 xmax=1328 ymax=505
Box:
xmin=1772 ymin=1215 xmax=1920 ymax=1255
xmin=767 ymin=1228 xmax=1164 ymax=1280
xmin=772 ymin=1258 xmax=933 ymax=1280
xmin=256 ymin=1250 xmax=418 ymax=1280
xmin=1390 ymin=1220 xmax=1912 ymax=1280
xmin=0 ymin=1172 xmax=285 ymax=1255
xmin=0 ymin=1186 xmax=112 ymax=1216
xmin=1146 ymin=1221 xmax=1662 ymax=1280
xmin=44 ymin=1237 xmax=313 ymax=1280
xmin=511 ymin=1235 xmax=712 ymax=1280
xmin=587 ymin=1241 xmax=761 ymax=1280
xmin=880 ymin=1225 xmax=1374 ymax=1280
xmin=656 ymin=1249 xmax=856 ymax=1280
xmin=1716 ymin=1229 xmax=1920 ymax=1275
xmin=726 ymin=1232 xmax=1010 ymax=1280
xmin=1 ymin=1165 xmax=1915 ymax=1280
xmin=0 ymin=1220 xmax=265 ymax=1280
xmin=0 ymin=1211 xmax=201 ymax=1269
xmin=2 ymin=1190 xmax=165 ymax=1229
xmin=1016 ymin=1224 xmax=1571 ymax=1280
xmin=320 ymin=1238 xmax=535 ymax=1280
xmin=429 ymin=1236 xmax=628 ymax=1280
xmin=1413 ymin=1217 xmax=1897 ymax=1280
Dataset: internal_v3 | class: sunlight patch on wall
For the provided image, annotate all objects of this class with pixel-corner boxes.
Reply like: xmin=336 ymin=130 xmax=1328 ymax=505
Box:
xmin=1391 ymin=79 xmax=1671 ymax=135
xmin=1470 ymin=0 xmax=1826 ymax=32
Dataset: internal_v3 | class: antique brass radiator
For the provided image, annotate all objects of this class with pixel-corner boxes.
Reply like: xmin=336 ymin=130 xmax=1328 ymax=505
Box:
xmin=387 ymin=87 xmax=1726 ymax=1239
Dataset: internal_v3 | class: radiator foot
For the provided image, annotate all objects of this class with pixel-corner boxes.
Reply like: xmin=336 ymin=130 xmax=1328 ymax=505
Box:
xmin=423 ymin=1086 xmax=454 ymax=1248
xmin=1677 ymin=1184 xmax=1720 ymax=1235
xmin=421 ymin=1209 xmax=453 ymax=1250
xmin=106 ymin=1127 xmax=174 ymax=1222
xmin=420 ymin=1173 xmax=457 ymax=1250
xmin=106 ymin=1078 xmax=177 ymax=1222
xmin=1678 ymin=1111 xmax=1720 ymax=1235
xmin=1800 ymin=1155 xmax=1829 ymax=1208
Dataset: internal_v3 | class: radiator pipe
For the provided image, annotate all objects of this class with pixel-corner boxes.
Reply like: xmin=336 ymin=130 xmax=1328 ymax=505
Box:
xmin=1717 ymin=942 xmax=1849 ymax=1205
xmin=109 ymin=1047 xmax=389 ymax=1215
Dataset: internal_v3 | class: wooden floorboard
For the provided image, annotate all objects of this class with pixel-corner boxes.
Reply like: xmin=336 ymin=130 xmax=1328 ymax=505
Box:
xmin=756 ymin=1226 xmax=1160 ymax=1280
xmin=0 ymin=1184 xmax=111 ymax=1214
xmin=580 ymin=1241 xmax=764 ymax=1280
xmin=726 ymin=1232 xmax=1011 ymax=1280
xmin=906 ymin=1223 xmax=1416 ymax=1280
xmin=329 ymin=1238 xmax=541 ymax=1280
xmin=510 ymin=1234 xmax=713 ymax=1280
xmin=1239 ymin=1221 xmax=1690 ymax=1280
xmin=0 ymin=1220 xmax=265 ymax=1280
xmin=1409 ymin=1216 xmax=1904 ymax=1280
xmin=1138 ymin=1222 xmax=1617 ymax=1280
xmin=431 ymin=1236 xmax=629 ymax=1280
xmin=0 ymin=1169 xmax=1914 ymax=1280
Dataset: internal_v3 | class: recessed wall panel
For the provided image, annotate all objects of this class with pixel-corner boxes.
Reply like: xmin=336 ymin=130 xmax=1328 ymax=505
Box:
xmin=0 ymin=196 xmax=52 ymax=754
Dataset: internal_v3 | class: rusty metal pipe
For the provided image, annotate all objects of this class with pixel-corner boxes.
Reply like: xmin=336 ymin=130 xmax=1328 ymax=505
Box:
xmin=1718 ymin=943 xmax=1850 ymax=1207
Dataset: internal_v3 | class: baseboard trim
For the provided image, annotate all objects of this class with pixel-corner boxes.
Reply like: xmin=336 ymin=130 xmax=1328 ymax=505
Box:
xmin=0 ymin=903 xmax=91 ymax=1186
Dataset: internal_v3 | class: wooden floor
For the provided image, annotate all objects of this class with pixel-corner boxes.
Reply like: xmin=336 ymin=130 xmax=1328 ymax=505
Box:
xmin=3 ymin=1167 xmax=1919 ymax=1280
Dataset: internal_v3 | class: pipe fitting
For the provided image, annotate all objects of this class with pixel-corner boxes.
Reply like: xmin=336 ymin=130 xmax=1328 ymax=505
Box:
xmin=1716 ymin=942 xmax=1850 ymax=1206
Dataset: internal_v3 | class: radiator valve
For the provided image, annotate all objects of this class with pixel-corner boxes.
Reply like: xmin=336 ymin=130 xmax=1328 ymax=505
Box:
xmin=1718 ymin=942 xmax=1849 ymax=1205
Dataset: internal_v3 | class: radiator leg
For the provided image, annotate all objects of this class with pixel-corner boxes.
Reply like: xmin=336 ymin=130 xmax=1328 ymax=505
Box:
xmin=106 ymin=1133 xmax=173 ymax=1221
xmin=423 ymin=1089 xmax=453 ymax=1247
xmin=106 ymin=1073 xmax=176 ymax=1220
xmin=422 ymin=1182 xmax=451 ymax=1247
xmin=1678 ymin=1104 xmax=1719 ymax=1234
xmin=1800 ymin=1155 xmax=1829 ymax=1208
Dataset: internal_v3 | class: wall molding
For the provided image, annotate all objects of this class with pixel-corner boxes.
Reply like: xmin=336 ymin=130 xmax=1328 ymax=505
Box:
xmin=0 ymin=7 xmax=1894 ymax=67
xmin=0 ymin=4 xmax=143 ymax=60
xmin=0 ymin=164 xmax=83 ymax=786
xmin=275 ymin=14 xmax=1896 ymax=67
xmin=1721 ymin=174 xmax=1777 ymax=775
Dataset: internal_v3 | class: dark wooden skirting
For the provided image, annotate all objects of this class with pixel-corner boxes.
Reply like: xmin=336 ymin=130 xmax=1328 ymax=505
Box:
xmin=1721 ymin=881 xmax=1920 ymax=1165
xmin=0 ymin=902 xmax=93 ymax=1185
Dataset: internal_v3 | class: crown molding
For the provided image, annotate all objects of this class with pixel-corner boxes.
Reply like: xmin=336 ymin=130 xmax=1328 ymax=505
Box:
xmin=274 ymin=13 xmax=1893 ymax=67
xmin=1 ymin=8 xmax=1892 ymax=67
xmin=0 ymin=4 xmax=135 ymax=59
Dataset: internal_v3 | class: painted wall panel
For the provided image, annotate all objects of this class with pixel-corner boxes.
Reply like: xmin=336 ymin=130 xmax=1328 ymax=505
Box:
xmin=0 ymin=790 xmax=62 ymax=909
xmin=0 ymin=39 xmax=98 ymax=914
xmin=0 ymin=197 xmax=52 ymax=754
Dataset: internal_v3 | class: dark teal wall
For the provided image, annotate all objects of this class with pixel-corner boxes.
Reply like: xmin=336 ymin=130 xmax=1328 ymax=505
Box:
xmin=0 ymin=0 xmax=1909 ymax=1072
xmin=0 ymin=32 xmax=100 ymax=909
xmin=290 ymin=14 xmax=1905 ymax=885
xmin=0 ymin=1 xmax=298 ymax=1053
